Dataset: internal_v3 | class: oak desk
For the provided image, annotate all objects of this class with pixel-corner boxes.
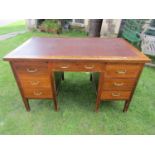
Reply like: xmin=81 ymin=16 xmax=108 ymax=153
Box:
xmin=3 ymin=37 xmax=150 ymax=112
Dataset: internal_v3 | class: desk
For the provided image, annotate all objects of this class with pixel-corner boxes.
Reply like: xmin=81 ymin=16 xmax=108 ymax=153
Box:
xmin=3 ymin=37 xmax=150 ymax=112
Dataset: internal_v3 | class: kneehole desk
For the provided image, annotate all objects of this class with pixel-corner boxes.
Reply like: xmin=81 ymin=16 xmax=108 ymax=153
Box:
xmin=3 ymin=37 xmax=150 ymax=112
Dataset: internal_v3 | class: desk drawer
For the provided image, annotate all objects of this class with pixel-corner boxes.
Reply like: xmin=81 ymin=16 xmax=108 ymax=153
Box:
xmin=20 ymin=77 xmax=51 ymax=88
xmin=105 ymin=64 xmax=141 ymax=78
xmin=23 ymin=87 xmax=53 ymax=99
xmin=103 ymin=78 xmax=136 ymax=91
xmin=13 ymin=62 xmax=48 ymax=77
xmin=101 ymin=90 xmax=131 ymax=100
xmin=49 ymin=62 xmax=104 ymax=72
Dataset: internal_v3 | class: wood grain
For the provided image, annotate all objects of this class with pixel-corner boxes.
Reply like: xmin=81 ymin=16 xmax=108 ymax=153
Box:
xmin=103 ymin=78 xmax=136 ymax=91
xmin=105 ymin=63 xmax=141 ymax=78
xmin=23 ymin=87 xmax=53 ymax=99
xmin=49 ymin=61 xmax=105 ymax=72
xmin=3 ymin=38 xmax=150 ymax=112
xmin=101 ymin=90 xmax=131 ymax=100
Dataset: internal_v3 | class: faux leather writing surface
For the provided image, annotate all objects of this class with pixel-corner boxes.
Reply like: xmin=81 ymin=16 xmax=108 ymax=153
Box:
xmin=5 ymin=37 xmax=139 ymax=59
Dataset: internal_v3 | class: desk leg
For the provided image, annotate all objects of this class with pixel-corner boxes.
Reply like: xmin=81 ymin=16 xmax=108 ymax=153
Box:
xmin=90 ymin=73 xmax=93 ymax=81
xmin=23 ymin=98 xmax=30 ymax=111
xmin=53 ymin=97 xmax=58 ymax=111
xmin=10 ymin=62 xmax=31 ymax=112
xmin=123 ymin=65 xmax=144 ymax=112
xmin=95 ymin=72 xmax=104 ymax=112
xmin=51 ymin=72 xmax=59 ymax=111
xmin=95 ymin=96 xmax=101 ymax=112
xmin=123 ymin=100 xmax=130 ymax=112
xmin=62 ymin=72 xmax=64 ymax=80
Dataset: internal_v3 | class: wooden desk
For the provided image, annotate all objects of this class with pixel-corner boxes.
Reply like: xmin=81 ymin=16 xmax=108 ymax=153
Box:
xmin=3 ymin=37 xmax=150 ymax=112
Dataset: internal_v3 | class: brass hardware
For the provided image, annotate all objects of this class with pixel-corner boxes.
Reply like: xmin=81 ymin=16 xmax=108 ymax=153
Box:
xmin=84 ymin=65 xmax=94 ymax=69
xmin=116 ymin=70 xmax=127 ymax=74
xmin=30 ymin=81 xmax=40 ymax=86
xmin=112 ymin=93 xmax=120 ymax=97
xmin=60 ymin=66 xmax=69 ymax=69
xmin=26 ymin=68 xmax=38 ymax=73
xmin=113 ymin=82 xmax=124 ymax=87
xmin=33 ymin=91 xmax=42 ymax=96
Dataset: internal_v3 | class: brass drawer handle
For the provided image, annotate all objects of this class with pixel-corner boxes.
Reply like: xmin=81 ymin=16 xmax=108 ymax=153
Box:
xmin=84 ymin=65 xmax=94 ymax=69
xmin=113 ymin=82 xmax=124 ymax=87
xmin=26 ymin=68 xmax=38 ymax=73
xmin=60 ymin=66 xmax=69 ymax=69
xmin=30 ymin=81 xmax=40 ymax=86
xmin=111 ymin=93 xmax=120 ymax=97
xmin=116 ymin=70 xmax=127 ymax=74
xmin=33 ymin=91 xmax=42 ymax=96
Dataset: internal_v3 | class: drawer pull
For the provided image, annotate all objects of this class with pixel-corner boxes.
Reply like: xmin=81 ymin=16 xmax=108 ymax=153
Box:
xmin=113 ymin=82 xmax=124 ymax=87
xmin=33 ymin=91 xmax=42 ymax=96
xmin=26 ymin=68 xmax=38 ymax=73
xmin=116 ymin=70 xmax=127 ymax=74
xmin=30 ymin=81 xmax=40 ymax=86
xmin=111 ymin=93 xmax=120 ymax=97
xmin=60 ymin=66 xmax=69 ymax=69
xmin=84 ymin=65 xmax=94 ymax=69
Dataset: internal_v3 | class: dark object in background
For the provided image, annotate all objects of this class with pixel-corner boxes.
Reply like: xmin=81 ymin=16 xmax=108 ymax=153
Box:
xmin=37 ymin=19 xmax=45 ymax=27
xmin=60 ymin=19 xmax=72 ymax=31
xmin=118 ymin=19 xmax=126 ymax=37
xmin=88 ymin=19 xmax=103 ymax=37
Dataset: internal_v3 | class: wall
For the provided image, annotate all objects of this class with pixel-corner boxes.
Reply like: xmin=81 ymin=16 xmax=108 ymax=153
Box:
xmin=25 ymin=19 xmax=37 ymax=30
xmin=100 ymin=19 xmax=122 ymax=38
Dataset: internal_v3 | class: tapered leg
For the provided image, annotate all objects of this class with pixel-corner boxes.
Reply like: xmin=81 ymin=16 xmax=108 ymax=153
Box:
xmin=95 ymin=72 xmax=104 ymax=112
xmin=51 ymin=72 xmax=59 ymax=111
xmin=95 ymin=96 xmax=101 ymax=112
xmin=123 ymin=100 xmax=130 ymax=112
xmin=90 ymin=73 xmax=93 ymax=81
xmin=53 ymin=97 xmax=58 ymax=111
xmin=23 ymin=98 xmax=30 ymax=111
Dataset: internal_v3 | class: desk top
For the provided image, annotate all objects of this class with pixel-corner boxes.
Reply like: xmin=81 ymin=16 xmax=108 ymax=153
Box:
xmin=4 ymin=37 xmax=150 ymax=63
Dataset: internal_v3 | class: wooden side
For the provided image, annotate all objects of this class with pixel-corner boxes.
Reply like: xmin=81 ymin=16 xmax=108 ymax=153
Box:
xmin=10 ymin=62 xmax=30 ymax=111
xmin=123 ymin=64 xmax=145 ymax=112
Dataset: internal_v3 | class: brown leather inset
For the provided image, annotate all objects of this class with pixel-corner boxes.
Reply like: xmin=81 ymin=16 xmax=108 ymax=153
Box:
xmin=5 ymin=37 xmax=139 ymax=59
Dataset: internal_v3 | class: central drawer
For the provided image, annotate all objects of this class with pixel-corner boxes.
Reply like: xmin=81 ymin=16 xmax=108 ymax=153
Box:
xmin=49 ymin=62 xmax=105 ymax=72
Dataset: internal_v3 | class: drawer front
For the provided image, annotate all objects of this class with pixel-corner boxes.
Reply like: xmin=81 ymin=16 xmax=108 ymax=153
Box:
xmin=103 ymin=78 xmax=136 ymax=91
xmin=20 ymin=77 xmax=51 ymax=88
xmin=23 ymin=87 xmax=53 ymax=99
xmin=13 ymin=62 xmax=49 ymax=78
xmin=105 ymin=64 xmax=141 ymax=78
xmin=101 ymin=91 xmax=131 ymax=100
xmin=49 ymin=62 xmax=104 ymax=72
